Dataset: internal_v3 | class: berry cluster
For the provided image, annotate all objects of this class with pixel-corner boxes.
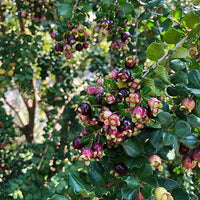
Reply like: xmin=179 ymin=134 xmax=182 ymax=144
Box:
xmin=179 ymin=143 xmax=200 ymax=170
xmin=100 ymin=19 xmax=132 ymax=51
xmin=51 ymin=24 xmax=90 ymax=59
xmin=73 ymin=56 xmax=163 ymax=164
xmin=22 ymin=0 xmax=55 ymax=21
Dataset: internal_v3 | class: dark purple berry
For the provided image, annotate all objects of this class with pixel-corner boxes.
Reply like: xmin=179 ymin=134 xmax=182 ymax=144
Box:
xmin=179 ymin=143 xmax=190 ymax=155
xmin=83 ymin=41 xmax=90 ymax=49
xmin=125 ymin=56 xmax=136 ymax=69
xmin=95 ymin=93 xmax=103 ymax=104
xmin=193 ymin=149 xmax=200 ymax=162
xmin=75 ymin=43 xmax=84 ymax=51
xmin=119 ymin=119 xmax=134 ymax=132
xmin=78 ymin=103 xmax=91 ymax=116
xmin=67 ymin=35 xmax=76 ymax=45
xmin=118 ymin=88 xmax=130 ymax=100
xmin=114 ymin=163 xmax=127 ymax=175
xmin=121 ymin=32 xmax=131 ymax=42
xmin=55 ymin=44 xmax=63 ymax=52
xmin=73 ymin=136 xmax=84 ymax=149
xmin=118 ymin=69 xmax=131 ymax=82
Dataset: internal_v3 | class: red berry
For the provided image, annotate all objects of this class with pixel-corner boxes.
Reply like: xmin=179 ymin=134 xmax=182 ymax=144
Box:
xmin=114 ymin=163 xmax=127 ymax=175
xmin=180 ymin=98 xmax=195 ymax=113
xmin=82 ymin=128 xmax=92 ymax=136
xmin=111 ymin=41 xmax=119 ymax=51
xmin=182 ymin=154 xmax=196 ymax=169
xmin=72 ymin=136 xmax=84 ymax=149
xmin=179 ymin=143 xmax=190 ymax=155
xmin=81 ymin=147 xmax=93 ymax=161
xmin=65 ymin=52 xmax=73 ymax=59
xmin=87 ymin=86 xmax=96 ymax=95
xmin=192 ymin=149 xmax=200 ymax=162
xmin=92 ymin=142 xmax=103 ymax=152
xmin=83 ymin=41 xmax=90 ymax=49
xmin=118 ymin=69 xmax=131 ymax=82
xmin=78 ymin=103 xmax=91 ymax=116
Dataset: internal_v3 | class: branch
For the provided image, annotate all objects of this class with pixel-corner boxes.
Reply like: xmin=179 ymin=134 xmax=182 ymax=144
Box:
xmin=135 ymin=7 xmax=141 ymax=59
xmin=142 ymin=35 xmax=189 ymax=77
xmin=3 ymin=97 xmax=26 ymax=127
xmin=16 ymin=0 xmax=25 ymax=33
xmin=37 ymin=84 xmax=85 ymax=170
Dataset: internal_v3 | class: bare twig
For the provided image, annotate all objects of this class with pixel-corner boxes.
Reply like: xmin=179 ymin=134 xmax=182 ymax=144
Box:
xmin=135 ymin=7 xmax=141 ymax=59
xmin=185 ymin=62 xmax=190 ymax=73
xmin=142 ymin=35 xmax=189 ymax=77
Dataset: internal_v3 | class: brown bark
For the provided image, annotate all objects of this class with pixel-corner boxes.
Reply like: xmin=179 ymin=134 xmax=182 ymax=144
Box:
xmin=0 ymin=1 xmax=6 ymax=35
xmin=16 ymin=0 xmax=25 ymax=33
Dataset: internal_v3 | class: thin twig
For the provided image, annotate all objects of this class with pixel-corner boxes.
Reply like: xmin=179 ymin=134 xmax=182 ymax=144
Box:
xmin=142 ymin=35 xmax=189 ymax=77
xmin=135 ymin=7 xmax=141 ymax=59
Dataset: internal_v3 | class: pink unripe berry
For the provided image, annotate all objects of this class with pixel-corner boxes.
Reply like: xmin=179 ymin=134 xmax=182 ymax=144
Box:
xmin=97 ymin=78 xmax=104 ymax=86
xmin=180 ymin=98 xmax=195 ymax=113
xmin=87 ymin=86 xmax=96 ymax=95
xmin=81 ymin=147 xmax=93 ymax=161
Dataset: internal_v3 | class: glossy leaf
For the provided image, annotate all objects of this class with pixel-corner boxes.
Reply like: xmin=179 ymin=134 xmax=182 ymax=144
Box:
xmin=146 ymin=42 xmax=165 ymax=61
xmin=174 ymin=120 xmax=191 ymax=137
xmin=157 ymin=112 xmax=173 ymax=128
xmin=125 ymin=176 xmax=140 ymax=189
xmin=188 ymin=69 xmax=200 ymax=89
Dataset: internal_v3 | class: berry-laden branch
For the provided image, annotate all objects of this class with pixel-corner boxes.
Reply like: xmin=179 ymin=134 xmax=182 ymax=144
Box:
xmin=37 ymin=84 xmax=85 ymax=170
xmin=142 ymin=35 xmax=189 ymax=77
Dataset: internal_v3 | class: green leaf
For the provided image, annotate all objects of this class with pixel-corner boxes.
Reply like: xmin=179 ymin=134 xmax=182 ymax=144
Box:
xmin=78 ymin=2 xmax=91 ymax=12
xmin=146 ymin=41 xmax=165 ymax=61
xmin=189 ymin=23 xmax=200 ymax=38
xmin=182 ymin=12 xmax=200 ymax=29
xmin=163 ymin=28 xmax=183 ymax=44
xmin=119 ymin=3 xmax=133 ymax=14
xmin=188 ymin=69 xmax=200 ymax=88
xmin=174 ymin=120 xmax=191 ymax=137
xmin=50 ymin=194 xmax=69 ymax=200
xmin=80 ymin=136 xmax=92 ymax=144
xmin=68 ymin=174 xmax=95 ymax=198
xmin=171 ymin=47 xmax=189 ymax=59
xmin=55 ymin=4 xmax=72 ymax=18
xmin=124 ymin=156 xmax=146 ymax=169
xmin=154 ymin=65 xmax=169 ymax=84
xmin=171 ymin=187 xmax=190 ymax=200
xmin=121 ymin=187 xmax=137 ymax=200
xmin=87 ymin=96 xmax=97 ymax=105
xmin=157 ymin=112 xmax=173 ymax=128
xmin=171 ymin=71 xmax=188 ymax=85
xmin=162 ymin=132 xmax=177 ymax=146
xmin=141 ymin=185 xmax=154 ymax=199
xmin=169 ymin=59 xmax=185 ymax=72
xmin=174 ymin=7 xmax=182 ymax=20
xmin=149 ymin=129 xmax=164 ymax=150
xmin=193 ymin=102 xmax=200 ymax=118
xmin=185 ymin=87 xmax=200 ymax=98
xmin=187 ymin=114 xmax=200 ymax=130
xmin=125 ymin=176 xmax=140 ymax=189
xmin=122 ymin=138 xmax=143 ymax=157
xmin=135 ymin=164 xmax=153 ymax=180
xmin=88 ymin=162 xmax=105 ymax=186
xmin=181 ymin=135 xmax=199 ymax=149
xmin=158 ymin=177 xmax=179 ymax=190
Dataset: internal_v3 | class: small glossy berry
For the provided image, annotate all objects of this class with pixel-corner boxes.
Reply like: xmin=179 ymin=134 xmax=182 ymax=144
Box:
xmin=121 ymin=32 xmax=131 ymax=42
xmin=75 ymin=43 xmax=84 ymax=51
xmin=114 ymin=163 xmax=127 ymax=175
xmin=118 ymin=69 xmax=131 ymax=82
xmin=78 ymin=103 xmax=91 ymax=116
xmin=192 ymin=149 xmax=200 ymax=162
xmin=182 ymin=154 xmax=196 ymax=169
xmin=125 ymin=56 xmax=136 ymax=69
xmin=118 ymin=88 xmax=130 ymax=100
xmin=72 ymin=136 xmax=84 ymax=149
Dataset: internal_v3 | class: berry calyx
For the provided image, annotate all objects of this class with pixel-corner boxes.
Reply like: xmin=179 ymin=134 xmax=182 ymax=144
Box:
xmin=118 ymin=69 xmax=131 ymax=82
xmin=92 ymin=142 xmax=104 ymax=160
xmin=125 ymin=93 xmax=140 ymax=107
xmin=125 ymin=56 xmax=136 ymax=69
xmin=189 ymin=47 xmax=198 ymax=56
xmin=149 ymin=155 xmax=163 ymax=171
xmin=129 ymin=79 xmax=140 ymax=92
xmin=105 ymin=93 xmax=117 ymax=105
xmin=148 ymin=98 xmax=163 ymax=117
xmin=78 ymin=103 xmax=92 ymax=116
xmin=72 ymin=136 xmax=84 ymax=149
xmin=105 ymin=114 xmax=121 ymax=129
